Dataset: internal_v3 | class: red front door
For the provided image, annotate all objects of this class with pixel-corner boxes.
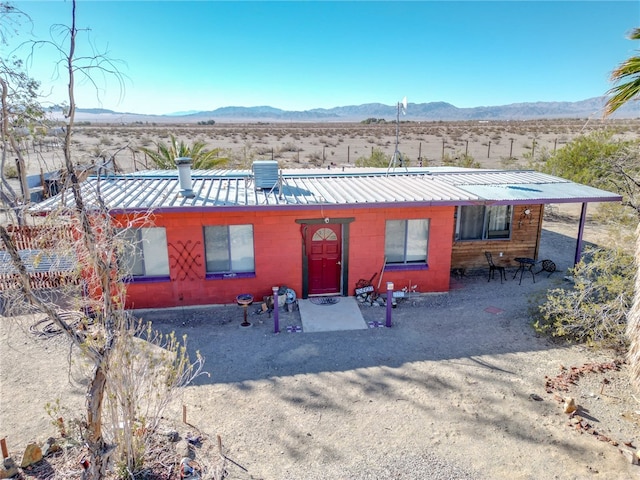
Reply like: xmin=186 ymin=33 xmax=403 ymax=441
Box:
xmin=307 ymin=224 xmax=342 ymax=295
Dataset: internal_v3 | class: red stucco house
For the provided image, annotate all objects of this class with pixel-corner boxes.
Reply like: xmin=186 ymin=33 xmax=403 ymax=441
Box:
xmin=33 ymin=161 xmax=622 ymax=309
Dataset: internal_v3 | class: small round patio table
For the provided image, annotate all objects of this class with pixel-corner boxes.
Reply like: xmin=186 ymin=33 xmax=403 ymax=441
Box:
xmin=513 ymin=257 xmax=536 ymax=285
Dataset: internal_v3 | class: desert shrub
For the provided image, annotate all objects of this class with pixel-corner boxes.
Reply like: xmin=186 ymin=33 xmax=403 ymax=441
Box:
xmin=593 ymin=202 xmax=638 ymax=228
xmin=523 ymin=145 xmax=551 ymax=166
xmin=533 ymin=247 xmax=632 ymax=349
xmin=355 ymin=148 xmax=391 ymax=167
xmin=499 ymin=156 xmax=520 ymax=170
xmin=541 ymin=131 xmax=635 ymax=186
xmin=361 ymin=118 xmax=387 ymax=124
xmin=139 ymin=136 xmax=153 ymax=147
xmin=320 ymin=138 xmax=338 ymax=148
xmin=307 ymin=150 xmax=323 ymax=166
xmin=254 ymin=145 xmax=272 ymax=156
xmin=278 ymin=142 xmax=299 ymax=153
xmin=539 ymin=132 xmax=640 ymax=218
xmin=3 ymin=164 xmax=18 ymax=179
xmin=441 ymin=152 xmax=480 ymax=168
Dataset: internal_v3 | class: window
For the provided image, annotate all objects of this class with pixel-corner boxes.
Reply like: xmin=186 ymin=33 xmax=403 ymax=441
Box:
xmin=385 ymin=219 xmax=429 ymax=264
xmin=120 ymin=227 xmax=170 ymax=277
xmin=456 ymin=205 xmax=512 ymax=240
xmin=204 ymin=225 xmax=255 ymax=274
xmin=312 ymin=227 xmax=337 ymax=241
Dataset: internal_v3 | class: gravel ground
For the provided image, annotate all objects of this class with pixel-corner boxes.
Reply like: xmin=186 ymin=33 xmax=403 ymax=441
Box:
xmin=1 ymin=214 xmax=638 ymax=480
xmin=134 ymin=217 xmax=637 ymax=480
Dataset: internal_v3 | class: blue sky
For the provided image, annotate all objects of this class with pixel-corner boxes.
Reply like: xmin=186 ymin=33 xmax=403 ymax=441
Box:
xmin=7 ymin=1 xmax=640 ymax=115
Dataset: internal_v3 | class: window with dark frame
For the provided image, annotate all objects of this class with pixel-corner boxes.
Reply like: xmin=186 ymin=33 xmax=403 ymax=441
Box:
xmin=456 ymin=205 xmax=513 ymax=241
xmin=384 ymin=219 xmax=429 ymax=265
xmin=204 ymin=224 xmax=255 ymax=274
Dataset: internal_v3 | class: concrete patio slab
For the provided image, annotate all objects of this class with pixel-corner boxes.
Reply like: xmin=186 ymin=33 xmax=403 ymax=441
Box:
xmin=298 ymin=296 xmax=367 ymax=332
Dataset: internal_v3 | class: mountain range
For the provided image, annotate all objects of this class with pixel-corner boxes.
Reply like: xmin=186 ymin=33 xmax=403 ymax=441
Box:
xmin=66 ymin=97 xmax=639 ymax=123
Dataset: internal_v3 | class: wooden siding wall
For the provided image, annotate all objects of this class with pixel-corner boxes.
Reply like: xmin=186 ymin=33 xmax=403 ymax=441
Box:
xmin=114 ymin=205 xmax=456 ymax=309
xmin=450 ymin=204 xmax=544 ymax=271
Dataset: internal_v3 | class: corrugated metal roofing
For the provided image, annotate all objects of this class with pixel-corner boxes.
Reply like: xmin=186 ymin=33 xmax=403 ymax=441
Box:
xmin=32 ymin=168 xmax=622 ymax=213
xmin=0 ymin=250 xmax=76 ymax=274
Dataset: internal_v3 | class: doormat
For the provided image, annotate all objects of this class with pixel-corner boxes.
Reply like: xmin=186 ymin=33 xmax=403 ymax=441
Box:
xmin=368 ymin=321 xmax=386 ymax=328
xmin=309 ymin=297 xmax=340 ymax=305
xmin=484 ymin=306 xmax=504 ymax=315
xmin=286 ymin=325 xmax=302 ymax=333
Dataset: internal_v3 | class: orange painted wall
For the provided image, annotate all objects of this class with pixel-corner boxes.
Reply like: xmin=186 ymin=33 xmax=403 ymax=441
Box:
xmin=116 ymin=205 xmax=455 ymax=309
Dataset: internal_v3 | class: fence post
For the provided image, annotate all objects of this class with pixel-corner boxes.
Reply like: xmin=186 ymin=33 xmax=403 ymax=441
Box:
xmin=487 ymin=141 xmax=491 ymax=158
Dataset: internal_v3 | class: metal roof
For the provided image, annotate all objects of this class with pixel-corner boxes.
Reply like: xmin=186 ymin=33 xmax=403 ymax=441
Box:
xmin=32 ymin=167 xmax=622 ymax=213
xmin=428 ymin=170 xmax=623 ymax=204
xmin=0 ymin=250 xmax=76 ymax=274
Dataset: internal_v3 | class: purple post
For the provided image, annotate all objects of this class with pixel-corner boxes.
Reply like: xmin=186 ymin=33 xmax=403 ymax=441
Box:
xmin=574 ymin=202 xmax=588 ymax=265
xmin=385 ymin=282 xmax=394 ymax=328
xmin=273 ymin=286 xmax=280 ymax=333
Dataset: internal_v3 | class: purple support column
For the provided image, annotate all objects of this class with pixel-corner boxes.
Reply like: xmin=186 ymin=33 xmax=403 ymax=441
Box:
xmin=273 ymin=286 xmax=280 ymax=333
xmin=574 ymin=202 xmax=588 ymax=265
xmin=385 ymin=282 xmax=394 ymax=328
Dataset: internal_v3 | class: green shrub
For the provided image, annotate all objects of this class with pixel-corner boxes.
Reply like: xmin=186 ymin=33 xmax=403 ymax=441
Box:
xmin=355 ymin=147 xmax=391 ymax=167
xmin=441 ymin=152 xmax=480 ymax=168
xmin=533 ymin=247 xmax=632 ymax=349
xmin=3 ymin=165 xmax=18 ymax=179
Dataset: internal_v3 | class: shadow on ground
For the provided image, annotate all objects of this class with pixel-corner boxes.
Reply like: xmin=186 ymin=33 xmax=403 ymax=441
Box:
xmin=141 ymin=227 xmax=590 ymax=385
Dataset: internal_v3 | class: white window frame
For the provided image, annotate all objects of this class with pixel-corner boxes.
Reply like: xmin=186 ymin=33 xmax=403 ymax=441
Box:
xmin=455 ymin=205 xmax=513 ymax=241
xmin=204 ymin=224 xmax=255 ymax=275
xmin=384 ymin=219 xmax=430 ymax=265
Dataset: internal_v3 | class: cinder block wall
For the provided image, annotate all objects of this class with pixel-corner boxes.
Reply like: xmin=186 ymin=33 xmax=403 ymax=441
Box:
xmin=118 ymin=205 xmax=456 ymax=309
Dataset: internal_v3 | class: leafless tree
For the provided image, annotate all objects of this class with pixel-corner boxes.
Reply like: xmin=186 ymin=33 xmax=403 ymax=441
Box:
xmin=0 ymin=2 xmax=204 ymax=478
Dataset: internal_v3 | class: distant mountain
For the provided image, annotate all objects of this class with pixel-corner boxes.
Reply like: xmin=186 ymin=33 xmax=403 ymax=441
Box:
xmin=47 ymin=106 xmax=120 ymax=115
xmin=58 ymin=97 xmax=639 ymax=123
xmin=178 ymin=97 xmax=639 ymax=121
xmin=76 ymin=108 xmax=119 ymax=115
xmin=165 ymin=110 xmax=201 ymax=116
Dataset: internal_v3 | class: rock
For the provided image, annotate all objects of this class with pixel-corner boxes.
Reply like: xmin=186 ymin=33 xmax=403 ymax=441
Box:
xmin=563 ymin=397 xmax=577 ymax=414
xmin=20 ymin=443 xmax=42 ymax=468
xmin=0 ymin=458 xmax=18 ymax=479
xmin=42 ymin=437 xmax=61 ymax=457
xmin=180 ymin=457 xmax=201 ymax=479
xmin=620 ymin=447 xmax=640 ymax=465
xmin=165 ymin=430 xmax=180 ymax=442
xmin=529 ymin=393 xmax=543 ymax=401
xmin=175 ymin=440 xmax=194 ymax=459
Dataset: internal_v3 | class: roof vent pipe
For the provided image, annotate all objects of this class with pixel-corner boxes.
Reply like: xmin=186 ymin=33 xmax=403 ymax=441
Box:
xmin=176 ymin=157 xmax=195 ymax=198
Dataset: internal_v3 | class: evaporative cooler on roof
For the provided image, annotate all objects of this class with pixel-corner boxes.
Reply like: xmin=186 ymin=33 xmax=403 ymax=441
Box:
xmin=252 ymin=160 xmax=280 ymax=190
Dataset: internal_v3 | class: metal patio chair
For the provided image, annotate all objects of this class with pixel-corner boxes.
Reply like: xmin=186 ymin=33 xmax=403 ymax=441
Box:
xmin=485 ymin=252 xmax=506 ymax=284
xmin=536 ymin=259 xmax=557 ymax=277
